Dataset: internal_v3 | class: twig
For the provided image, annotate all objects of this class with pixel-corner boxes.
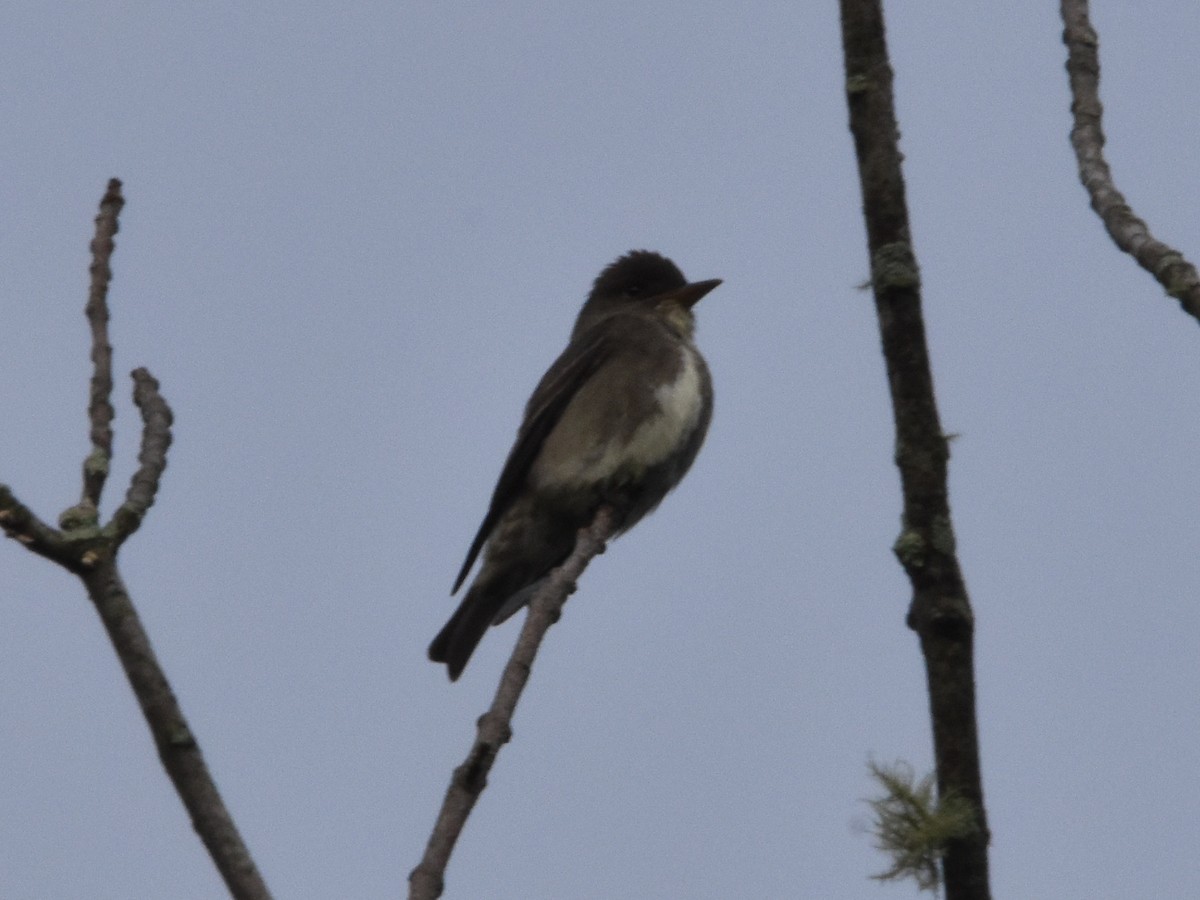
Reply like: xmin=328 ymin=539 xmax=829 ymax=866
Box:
xmin=409 ymin=506 xmax=616 ymax=900
xmin=108 ymin=367 xmax=174 ymax=543
xmin=0 ymin=485 xmax=74 ymax=568
xmin=1061 ymin=0 xmax=1200 ymax=321
xmin=839 ymin=3 xmax=991 ymax=898
xmin=1 ymin=181 xmax=272 ymax=899
xmin=82 ymin=178 xmax=122 ymax=508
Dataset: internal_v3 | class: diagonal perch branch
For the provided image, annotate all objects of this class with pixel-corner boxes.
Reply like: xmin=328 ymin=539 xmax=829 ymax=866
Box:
xmin=409 ymin=506 xmax=617 ymax=900
xmin=1061 ymin=0 xmax=1200 ymax=322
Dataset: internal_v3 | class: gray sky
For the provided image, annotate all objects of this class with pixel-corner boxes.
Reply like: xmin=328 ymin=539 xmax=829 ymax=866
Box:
xmin=3 ymin=3 xmax=1198 ymax=898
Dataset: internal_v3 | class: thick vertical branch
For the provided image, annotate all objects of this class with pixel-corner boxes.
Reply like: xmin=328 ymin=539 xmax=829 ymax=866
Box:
xmin=409 ymin=507 xmax=616 ymax=900
xmin=1061 ymin=0 xmax=1200 ymax=321
xmin=838 ymin=3 xmax=991 ymax=898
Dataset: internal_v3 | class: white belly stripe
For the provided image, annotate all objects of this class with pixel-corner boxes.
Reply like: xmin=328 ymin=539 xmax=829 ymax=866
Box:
xmin=613 ymin=347 xmax=703 ymax=471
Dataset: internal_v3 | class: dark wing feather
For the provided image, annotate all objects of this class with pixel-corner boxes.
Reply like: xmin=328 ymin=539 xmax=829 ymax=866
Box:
xmin=451 ymin=329 xmax=613 ymax=593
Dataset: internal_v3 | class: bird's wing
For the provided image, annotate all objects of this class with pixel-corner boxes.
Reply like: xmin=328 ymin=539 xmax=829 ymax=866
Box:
xmin=452 ymin=328 xmax=614 ymax=593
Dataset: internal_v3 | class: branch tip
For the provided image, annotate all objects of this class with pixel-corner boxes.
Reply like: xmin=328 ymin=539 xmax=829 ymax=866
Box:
xmin=108 ymin=367 xmax=173 ymax=544
xmin=81 ymin=179 xmax=125 ymax=508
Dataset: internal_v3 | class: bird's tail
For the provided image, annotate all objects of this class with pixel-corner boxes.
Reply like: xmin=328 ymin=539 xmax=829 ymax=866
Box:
xmin=428 ymin=586 xmax=500 ymax=681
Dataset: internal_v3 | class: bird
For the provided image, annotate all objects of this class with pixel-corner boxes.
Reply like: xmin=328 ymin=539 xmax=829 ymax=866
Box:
xmin=428 ymin=250 xmax=720 ymax=680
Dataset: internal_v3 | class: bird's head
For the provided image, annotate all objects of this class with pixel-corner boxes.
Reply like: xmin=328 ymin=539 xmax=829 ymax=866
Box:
xmin=573 ymin=250 xmax=721 ymax=340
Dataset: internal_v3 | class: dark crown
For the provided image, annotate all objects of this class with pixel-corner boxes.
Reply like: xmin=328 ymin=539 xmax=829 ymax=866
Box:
xmin=589 ymin=251 xmax=687 ymax=302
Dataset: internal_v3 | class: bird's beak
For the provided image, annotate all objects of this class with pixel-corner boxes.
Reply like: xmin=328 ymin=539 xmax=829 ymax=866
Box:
xmin=667 ymin=278 xmax=723 ymax=309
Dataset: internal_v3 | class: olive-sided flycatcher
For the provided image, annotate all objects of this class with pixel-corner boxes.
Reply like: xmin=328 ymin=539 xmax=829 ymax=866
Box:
xmin=429 ymin=250 xmax=720 ymax=680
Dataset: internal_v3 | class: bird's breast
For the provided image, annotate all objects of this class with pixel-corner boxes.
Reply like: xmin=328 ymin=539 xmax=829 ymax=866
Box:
xmin=532 ymin=344 xmax=708 ymax=490
xmin=622 ymin=346 xmax=706 ymax=467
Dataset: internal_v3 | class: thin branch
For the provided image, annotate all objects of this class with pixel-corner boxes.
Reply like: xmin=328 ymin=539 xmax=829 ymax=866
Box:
xmin=108 ymin=367 xmax=174 ymax=543
xmin=2 ymin=181 xmax=272 ymax=899
xmin=81 ymin=559 xmax=272 ymax=900
xmin=0 ymin=484 xmax=74 ymax=568
xmin=839 ymin=2 xmax=991 ymax=899
xmin=409 ymin=506 xmax=617 ymax=900
xmin=1061 ymin=0 xmax=1200 ymax=321
xmin=82 ymin=178 xmax=123 ymax=508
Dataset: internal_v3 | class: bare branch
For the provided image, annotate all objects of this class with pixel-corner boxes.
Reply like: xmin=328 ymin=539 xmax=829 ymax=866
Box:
xmin=81 ymin=559 xmax=272 ymax=900
xmin=409 ymin=506 xmax=617 ymax=900
xmin=1061 ymin=0 xmax=1200 ymax=321
xmin=2 ymin=181 xmax=272 ymax=898
xmin=839 ymin=2 xmax=991 ymax=898
xmin=0 ymin=484 xmax=74 ymax=568
xmin=82 ymin=178 xmax=123 ymax=508
xmin=108 ymin=367 xmax=174 ymax=543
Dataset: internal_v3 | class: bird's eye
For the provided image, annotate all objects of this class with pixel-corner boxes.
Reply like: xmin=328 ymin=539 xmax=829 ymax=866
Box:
xmin=625 ymin=284 xmax=643 ymax=297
